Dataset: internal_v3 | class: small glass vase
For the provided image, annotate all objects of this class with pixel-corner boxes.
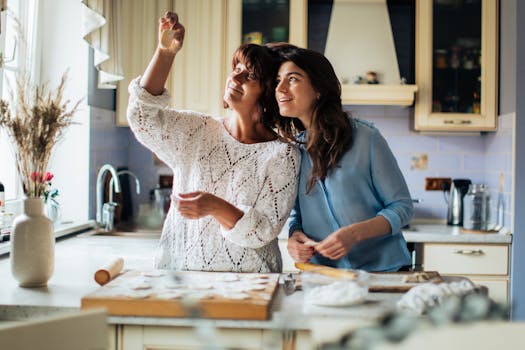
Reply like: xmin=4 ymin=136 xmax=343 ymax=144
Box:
xmin=45 ymin=200 xmax=61 ymax=225
xmin=11 ymin=197 xmax=55 ymax=287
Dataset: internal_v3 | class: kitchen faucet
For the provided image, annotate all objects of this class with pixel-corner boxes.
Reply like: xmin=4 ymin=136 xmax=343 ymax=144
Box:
xmin=109 ymin=170 xmax=141 ymax=203
xmin=96 ymin=164 xmax=121 ymax=229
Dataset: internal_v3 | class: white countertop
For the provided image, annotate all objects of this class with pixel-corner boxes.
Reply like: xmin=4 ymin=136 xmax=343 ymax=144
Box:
xmin=0 ymin=225 xmax=513 ymax=346
xmin=402 ymin=224 xmax=512 ymax=244
xmin=0 ymin=222 xmax=512 ymax=313
xmin=0 ymin=230 xmax=398 ymax=334
xmin=0 ymin=220 xmax=97 ymax=256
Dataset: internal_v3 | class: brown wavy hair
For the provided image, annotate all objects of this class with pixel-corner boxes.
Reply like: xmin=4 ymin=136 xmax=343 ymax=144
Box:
xmin=269 ymin=44 xmax=354 ymax=193
xmin=223 ymin=43 xmax=280 ymax=130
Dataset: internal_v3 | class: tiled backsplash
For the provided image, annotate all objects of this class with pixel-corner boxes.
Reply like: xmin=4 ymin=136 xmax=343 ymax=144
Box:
xmin=89 ymin=107 xmax=169 ymax=219
xmin=90 ymin=105 xmax=514 ymax=229
xmin=348 ymin=106 xmax=514 ymax=227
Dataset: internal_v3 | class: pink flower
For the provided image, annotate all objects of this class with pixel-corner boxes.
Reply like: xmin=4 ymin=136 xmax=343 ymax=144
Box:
xmin=44 ymin=172 xmax=54 ymax=182
xmin=30 ymin=171 xmax=41 ymax=183
xmin=30 ymin=171 xmax=54 ymax=184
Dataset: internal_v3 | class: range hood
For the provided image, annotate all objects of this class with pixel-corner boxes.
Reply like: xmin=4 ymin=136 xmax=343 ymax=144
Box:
xmin=324 ymin=0 xmax=417 ymax=106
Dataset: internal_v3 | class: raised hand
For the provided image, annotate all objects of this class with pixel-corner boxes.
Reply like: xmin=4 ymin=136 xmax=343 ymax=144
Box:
xmin=159 ymin=12 xmax=185 ymax=54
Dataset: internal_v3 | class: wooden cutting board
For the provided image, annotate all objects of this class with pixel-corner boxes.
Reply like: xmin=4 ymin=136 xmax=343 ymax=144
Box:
xmin=368 ymin=271 xmax=444 ymax=293
xmin=294 ymin=263 xmax=444 ymax=293
xmin=81 ymin=270 xmax=279 ymax=320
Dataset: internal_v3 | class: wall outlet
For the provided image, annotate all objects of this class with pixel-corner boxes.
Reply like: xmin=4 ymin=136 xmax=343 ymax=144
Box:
xmin=425 ymin=177 xmax=451 ymax=191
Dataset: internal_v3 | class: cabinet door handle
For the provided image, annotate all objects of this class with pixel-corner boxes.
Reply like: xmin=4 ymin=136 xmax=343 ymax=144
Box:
xmin=453 ymin=249 xmax=484 ymax=255
xmin=444 ymin=119 xmax=472 ymax=125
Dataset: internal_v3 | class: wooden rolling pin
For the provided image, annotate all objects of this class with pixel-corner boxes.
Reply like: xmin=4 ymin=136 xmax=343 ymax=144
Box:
xmin=94 ymin=257 xmax=124 ymax=286
xmin=294 ymin=262 xmax=358 ymax=279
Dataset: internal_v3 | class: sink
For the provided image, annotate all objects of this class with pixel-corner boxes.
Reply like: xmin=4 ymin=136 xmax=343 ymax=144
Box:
xmin=91 ymin=220 xmax=162 ymax=238
xmin=93 ymin=229 xmax=161 ymax=238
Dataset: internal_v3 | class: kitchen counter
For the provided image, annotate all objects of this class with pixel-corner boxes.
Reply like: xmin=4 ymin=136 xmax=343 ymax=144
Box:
xmin=402 ymin=224 xmax=512 ymax=244
xmin=0 ymin=226 xmax=514 ymax=348
xmin=0 ymin=230 xmax=402 ymax=344
xmin=0 ymin=220 xmax=97 ymax=256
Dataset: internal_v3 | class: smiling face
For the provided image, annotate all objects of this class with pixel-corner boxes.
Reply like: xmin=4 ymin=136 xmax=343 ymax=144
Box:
xmin=223 ymin=61 xmax=262 ymax=112
xmin=275 ymin=61 xmax=319 ymax=127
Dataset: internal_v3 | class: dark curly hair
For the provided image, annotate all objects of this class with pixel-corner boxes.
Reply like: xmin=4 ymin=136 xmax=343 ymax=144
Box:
xmin=268 ymin=43 xmax=354 ymax=193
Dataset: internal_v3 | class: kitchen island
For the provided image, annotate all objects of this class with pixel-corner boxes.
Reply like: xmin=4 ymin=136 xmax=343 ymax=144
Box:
xmin=0 ymin=225 xmax=513 ymax=349
xmin=0 ymin=230 xmax=397 ymax=349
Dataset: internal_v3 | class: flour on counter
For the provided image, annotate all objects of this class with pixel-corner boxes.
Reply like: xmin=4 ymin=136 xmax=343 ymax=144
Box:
xmin=304 ymin=281 xmax=368 ymax=307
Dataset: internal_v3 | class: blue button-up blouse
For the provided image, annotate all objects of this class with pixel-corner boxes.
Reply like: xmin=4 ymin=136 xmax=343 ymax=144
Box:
xmin=288 ymin=119 xmax=413 ymax=271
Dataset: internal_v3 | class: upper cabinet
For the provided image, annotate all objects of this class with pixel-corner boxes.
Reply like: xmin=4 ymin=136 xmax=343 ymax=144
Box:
xmin=170 ymin=0 xmax=229 ymax=118
xmin=226 ymin=0 xmax=307 ymax=54
xmin=115 ymin=0 xmax=230 ymax=126
xmin=415 ymin=0 xmax=498 ymax=131
xmin=115 ymin=0 xmax=499 ymax=126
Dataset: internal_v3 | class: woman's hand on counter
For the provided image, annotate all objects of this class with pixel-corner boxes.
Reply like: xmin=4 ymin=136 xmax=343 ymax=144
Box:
xmin=287 ymin=231 xmax=316 ymax=263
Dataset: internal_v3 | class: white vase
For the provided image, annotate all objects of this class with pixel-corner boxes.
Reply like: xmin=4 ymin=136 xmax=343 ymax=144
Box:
xmin=11 ymin=197 xmax=55 ymax=287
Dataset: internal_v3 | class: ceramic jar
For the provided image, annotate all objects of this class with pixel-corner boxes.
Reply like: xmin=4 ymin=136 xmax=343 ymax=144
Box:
xmin=11 ymin=197 xmax=54 ymax=287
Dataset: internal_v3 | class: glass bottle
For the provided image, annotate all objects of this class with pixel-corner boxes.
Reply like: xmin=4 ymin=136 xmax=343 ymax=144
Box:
xmin=462 ymin=184 xmax=491 ymax=231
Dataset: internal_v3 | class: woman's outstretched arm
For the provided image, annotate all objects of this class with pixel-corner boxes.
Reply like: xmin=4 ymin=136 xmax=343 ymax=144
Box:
xmin=140 ymin=12 xmax=185 ymax=95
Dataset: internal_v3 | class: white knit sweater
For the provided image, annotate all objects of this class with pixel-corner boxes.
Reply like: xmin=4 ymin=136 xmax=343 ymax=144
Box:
xmin=127 ymin=78 xmax=300 ymax=272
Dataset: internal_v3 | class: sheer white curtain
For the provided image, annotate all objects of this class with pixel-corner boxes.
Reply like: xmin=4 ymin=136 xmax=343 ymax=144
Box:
xmin=82 ymin=0 xmax=123 ymax=88
xmin=0 ymin=0 xmax=39 ymax=200
xmin=82 ymin=0 xmax=174 ymax=89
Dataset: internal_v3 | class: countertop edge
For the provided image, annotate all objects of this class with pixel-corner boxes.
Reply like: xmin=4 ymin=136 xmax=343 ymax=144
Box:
xmin=403 ymin=232 xmax=512 ymax=244
xmin=0 ymin=220 xmax=97 ymax=256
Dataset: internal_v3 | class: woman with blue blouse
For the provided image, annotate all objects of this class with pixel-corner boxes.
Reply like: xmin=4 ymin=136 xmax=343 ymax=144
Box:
xmin=271 ymin=44 xmax=413 ymax=271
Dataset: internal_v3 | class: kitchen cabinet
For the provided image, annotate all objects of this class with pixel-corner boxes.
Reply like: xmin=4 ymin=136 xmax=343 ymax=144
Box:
xmin=221 ymin=0 xmax=417 ymax=106
xmin=169 ymin=0 xmax=230 ymax=119
xmin=414 ymin=0 xmax=498 ymax=131
xmin=116 ymin=0 xmax=420 ymax=126
xmin=116 ymin=325 xmax=303 ymax=350
xmin=423 ymin=243 xmax=509 ymax=303
xmin=116 ymin=0 xmax=231 ymax=126
xmin=117 ymin=0 xmax=306 ymax=126
xmin=228 ymin=0 xmax=307 ymax=49
xmin=172 ymin=0 xmax=308 ymax=120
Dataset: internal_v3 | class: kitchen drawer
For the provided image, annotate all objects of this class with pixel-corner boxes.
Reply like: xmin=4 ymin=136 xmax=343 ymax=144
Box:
xmin=122 ymin=325 xmax=264 ymax=350
xmin=469 ymin=277 xmax=509 ymax=304
xmin=423 ymin=243 xmax=509 ymax=276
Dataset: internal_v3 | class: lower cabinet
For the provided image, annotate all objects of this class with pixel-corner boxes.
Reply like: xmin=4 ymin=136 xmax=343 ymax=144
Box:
xmin=422 ymin=243 xmax=510 ymax=304
xmin=114 ymin=325 xmax=311 ymax=350
xmin=108 ymin=325 xmax=117 ymax=350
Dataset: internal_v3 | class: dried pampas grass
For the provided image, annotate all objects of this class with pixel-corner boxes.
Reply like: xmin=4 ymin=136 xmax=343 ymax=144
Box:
xmin=0 ymin=71 xmax=81 ymax=198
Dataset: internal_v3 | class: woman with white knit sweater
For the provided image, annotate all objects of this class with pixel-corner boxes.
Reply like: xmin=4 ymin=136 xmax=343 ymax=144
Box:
xmin=127 ymin=12 xmax=300 ymax=272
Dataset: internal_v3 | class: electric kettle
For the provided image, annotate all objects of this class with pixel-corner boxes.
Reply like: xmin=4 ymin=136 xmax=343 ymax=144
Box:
xmin=445 ymin=179 xmax=472 ymax=226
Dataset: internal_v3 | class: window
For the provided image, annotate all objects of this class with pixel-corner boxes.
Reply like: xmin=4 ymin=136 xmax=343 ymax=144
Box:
xmin=0 ymin=0 xmax=38 ymax=200
xmin=0 ymin=2 xmax=18 ymax=200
